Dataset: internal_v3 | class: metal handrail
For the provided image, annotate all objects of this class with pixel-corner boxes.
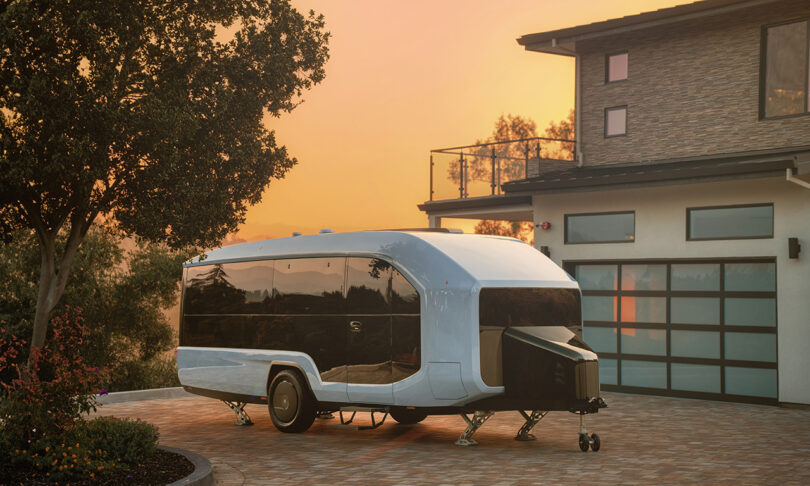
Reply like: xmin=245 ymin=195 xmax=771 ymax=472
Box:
xmin=428 ymin=136 xmax=575 ymax=201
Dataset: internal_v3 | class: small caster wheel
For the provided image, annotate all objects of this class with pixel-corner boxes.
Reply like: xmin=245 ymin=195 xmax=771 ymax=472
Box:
xmin=578 ymin=433 xmax=590 ymax=452
xmin=590 ymin=433 xmax=600 ymax=452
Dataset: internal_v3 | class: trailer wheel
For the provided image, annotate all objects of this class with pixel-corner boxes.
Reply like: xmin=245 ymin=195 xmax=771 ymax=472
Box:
xmin=390 ymin=407 xmax=428 ymax=425
xmin=268 ymin=369 xmax=316 ymax=433
xmin=590 ymin=433 xmax=601 ymax=452
xmin=578 ymin=433 xmax=590 ymax=452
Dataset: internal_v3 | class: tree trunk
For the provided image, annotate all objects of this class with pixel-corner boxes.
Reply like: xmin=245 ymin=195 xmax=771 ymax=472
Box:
xmin=30 ymin=235 xmax=58 ymax=352
xmin=29 ymin=222 xmax=86 ymax=357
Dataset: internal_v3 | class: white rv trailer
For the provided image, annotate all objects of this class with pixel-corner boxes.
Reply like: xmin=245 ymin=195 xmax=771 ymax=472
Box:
xmin=177 ymin=230 xmax=606 ymax=448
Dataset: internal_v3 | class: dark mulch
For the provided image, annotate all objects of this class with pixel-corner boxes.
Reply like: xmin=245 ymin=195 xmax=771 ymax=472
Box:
xmin=0 ymin=448 xmax=194 ymax=485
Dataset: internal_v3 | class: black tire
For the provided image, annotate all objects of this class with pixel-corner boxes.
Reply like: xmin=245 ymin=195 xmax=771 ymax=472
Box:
xmin=590 ymin=433 xmax=601 ymax=452
xmin=268 ymin=369 xmax=316 ymax=433
xmin=389 ymin=407 xmax=428 ymax=425
xmin=578 ymin=434 xmax=590 ymax=452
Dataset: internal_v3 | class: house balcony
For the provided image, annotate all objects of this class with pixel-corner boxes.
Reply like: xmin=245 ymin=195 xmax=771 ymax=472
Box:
xmin=420 ymin=136 xmax=576 ymax=225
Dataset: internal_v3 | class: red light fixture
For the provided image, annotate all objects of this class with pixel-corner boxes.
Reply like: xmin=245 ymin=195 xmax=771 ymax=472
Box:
xmin=539 ymin=221 xmax=551 ymax=230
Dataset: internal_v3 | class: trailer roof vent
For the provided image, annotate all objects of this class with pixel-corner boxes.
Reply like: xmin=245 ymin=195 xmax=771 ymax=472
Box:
xmin=291 ymin=232 xmax=302 ymax=237
xmin=319 ymin=228 xmax=334 ymax=234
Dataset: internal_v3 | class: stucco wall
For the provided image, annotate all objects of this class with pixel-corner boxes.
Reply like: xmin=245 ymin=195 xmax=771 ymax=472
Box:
xmin=531 ymin=176 xmax=810 ymax=404
xmin=577 ymin=0 xmax=810 ymax=166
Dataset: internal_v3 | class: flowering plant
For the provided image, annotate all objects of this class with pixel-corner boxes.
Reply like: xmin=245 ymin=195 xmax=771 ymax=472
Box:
xmin=0 ymin=308 xmax=108 ymax=444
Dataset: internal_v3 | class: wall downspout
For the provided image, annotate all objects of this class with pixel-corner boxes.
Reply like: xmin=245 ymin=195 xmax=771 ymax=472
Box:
xmin=575 ymin=51 xmax=583 ymax=167
xmin=786 ymin=168 xmax=810 ymax=190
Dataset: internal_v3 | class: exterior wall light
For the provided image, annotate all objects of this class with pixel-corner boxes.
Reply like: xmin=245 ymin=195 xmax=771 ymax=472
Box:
xmin=789 ymin=237 xmax=801 ymax=259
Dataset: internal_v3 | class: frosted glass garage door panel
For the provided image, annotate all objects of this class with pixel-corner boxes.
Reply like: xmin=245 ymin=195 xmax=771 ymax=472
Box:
xmin=670 ymin=264 xmax=720 ymax=291
xmin=576 ymin=265 xmax=618 ymax=290
xmin=671 ymin=297 xmax=720 ymax=324
xmin=598 ymin=358 xmax=617 ymax=385
xmin=725 ymin=332 xmax=777 ymax=362
xmin=582 ymin=296 xmax=616 ymax=322
xmin=671 ymin=364 xmax=721 ymax=393
xmin=724 ymin=298 xmax=776 ymax=327
xmin=620 ymin=297 xmax=666 ymax=323
xmin=724 ymin=263 xmax=775 ymax=291
xmin=582 ymin=326 xmax=617 ymax=353
xmin=621 ymin=264 xmax=666 ymax=291
xmin=621 ymin=360 xmax=666 ymax=389
xmin=621 ymin=328 xmax=666 ymax=356
xmin=671 ymin=330 xmax=720 ymax=359
xmin=725 ymin=367 xmax=777 ymax=398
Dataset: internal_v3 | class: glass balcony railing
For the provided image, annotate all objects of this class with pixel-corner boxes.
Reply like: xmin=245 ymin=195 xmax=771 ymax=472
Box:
xmin=429 ymin=137 xmax=575 ymax=201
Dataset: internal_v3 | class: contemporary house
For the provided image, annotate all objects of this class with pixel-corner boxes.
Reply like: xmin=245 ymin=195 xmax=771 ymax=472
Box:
xmin=419 ymin=0 xmax=810 ymax=406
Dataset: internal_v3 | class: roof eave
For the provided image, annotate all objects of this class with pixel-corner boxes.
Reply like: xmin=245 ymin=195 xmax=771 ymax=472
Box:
xmin=516 ymin=0 xmax=781 ymax=55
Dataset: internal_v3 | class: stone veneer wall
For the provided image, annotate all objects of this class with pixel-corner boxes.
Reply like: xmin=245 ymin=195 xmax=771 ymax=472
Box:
xmin=578 ymin=0 xmax=810 ymax=167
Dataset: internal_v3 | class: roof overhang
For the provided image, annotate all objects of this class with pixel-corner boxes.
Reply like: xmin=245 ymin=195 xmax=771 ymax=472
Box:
xmin=502 ymin=146 xmax=810 ymax=194
xmin=417 ymin=194 xmax=533 ymax=220
xmin=517 ymin=0 xmax=781 ymax=55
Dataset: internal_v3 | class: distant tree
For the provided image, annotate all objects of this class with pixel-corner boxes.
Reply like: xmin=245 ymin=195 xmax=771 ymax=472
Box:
xmin=474 ymin=220 xmax=534 ymax=245
xmin=0 ymin=0 xmax=330 ymax=356
xmin=448 ymin=111 xmax=575 ymax=189
xmin=0 ymin=227 xmax=192 ymax=391
xmin=466 ymin=111 xmax=575 ymax=245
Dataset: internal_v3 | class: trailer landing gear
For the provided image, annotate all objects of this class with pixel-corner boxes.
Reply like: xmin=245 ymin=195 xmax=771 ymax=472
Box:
xmin=455 ymin=410 xmax=494 ymax=446
xmin=222 ymin=401 xmax=253 ymax=426
xmin=577 ymin=413 xmax=600 ymax=452
xmin=514 ymin=410 xmax=548 ymax=441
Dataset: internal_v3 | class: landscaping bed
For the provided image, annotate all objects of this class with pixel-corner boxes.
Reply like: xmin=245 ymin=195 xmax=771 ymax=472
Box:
xmin=0 ymin=447 xmax=194 ymax=485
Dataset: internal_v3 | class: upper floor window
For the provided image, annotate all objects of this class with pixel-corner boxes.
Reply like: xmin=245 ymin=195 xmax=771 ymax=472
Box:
xmin=605 ymin=106 xmax=627 ymax=137
xmin=761 ymin=19 xmax=809 ymax=118
xmin=606 ymin=52 xmax=628 ymax=82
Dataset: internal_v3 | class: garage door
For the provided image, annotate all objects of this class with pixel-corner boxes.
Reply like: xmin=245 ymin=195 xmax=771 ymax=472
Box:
xmin=566 ymin=259 xmax=777 ymax=404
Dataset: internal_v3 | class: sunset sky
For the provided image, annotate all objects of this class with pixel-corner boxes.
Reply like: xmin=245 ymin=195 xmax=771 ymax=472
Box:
xmin=232 ymin=0 xmax=685 ymax=243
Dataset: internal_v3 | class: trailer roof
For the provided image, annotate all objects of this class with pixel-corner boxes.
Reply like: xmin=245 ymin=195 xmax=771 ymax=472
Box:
xmin=187 ymin=231 xmax=577 ymax=290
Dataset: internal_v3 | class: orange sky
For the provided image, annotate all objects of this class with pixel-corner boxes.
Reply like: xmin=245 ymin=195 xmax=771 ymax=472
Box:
xmin=232 ymin=0 xmax=685 ymax=243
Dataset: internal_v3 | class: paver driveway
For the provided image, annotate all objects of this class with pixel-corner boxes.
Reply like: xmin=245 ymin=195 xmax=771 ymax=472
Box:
xmin=97 ymin=392 xmax=810 ymax=485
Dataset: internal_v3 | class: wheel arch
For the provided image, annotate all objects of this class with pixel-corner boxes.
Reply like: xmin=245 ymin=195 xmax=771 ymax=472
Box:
xmin=266 ymin=360 xmax=314 ymax=396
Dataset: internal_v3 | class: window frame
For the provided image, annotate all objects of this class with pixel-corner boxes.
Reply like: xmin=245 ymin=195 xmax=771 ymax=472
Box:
xmin=605 ymin=50 xmax=629 ymax=83
xmin=759 ymin=17 xmax=810 ymax=120
xmin=686 ymin=203 xmax=774 ymax=241
xmin=604 ymin=105 xmax=628 ymax=138
xmin=564 ymin=210 xmax=636 ymax=245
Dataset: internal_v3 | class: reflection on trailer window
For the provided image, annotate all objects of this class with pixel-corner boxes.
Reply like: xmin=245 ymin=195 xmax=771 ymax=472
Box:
xmin=184 ymin=261 xmax=275 ymax=315
xmin=273 ymin=258 xmax=346 ymax=314
xmin=479 ymin=288 xmax=581 ymax=327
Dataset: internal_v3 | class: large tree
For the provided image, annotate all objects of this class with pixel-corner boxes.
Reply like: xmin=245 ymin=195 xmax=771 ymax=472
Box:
xmin=0 ymin=0 xmax=329 ymax=353
xmin=0 ymin=227 xmax=190 ymax=391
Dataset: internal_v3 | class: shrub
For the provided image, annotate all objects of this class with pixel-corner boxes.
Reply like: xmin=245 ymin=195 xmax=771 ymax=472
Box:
xmin=80 ymin=416 xmax=158 ymax=465
xmin=0 ymin=309 xmax=159 ymax=480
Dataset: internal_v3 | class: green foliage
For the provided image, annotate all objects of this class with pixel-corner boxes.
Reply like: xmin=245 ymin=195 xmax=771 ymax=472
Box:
xmin=0 ymin=227 xmax=189 ymax=391
xmin=3 ymin=417 xmax=159 ymax=480
xmin=0 ymin=0 xmax=330 ymax=248
xmin=0 ymin=0 xmax=330 ymax=355
xmin=80 ymin=416 xmax=158 ymax=465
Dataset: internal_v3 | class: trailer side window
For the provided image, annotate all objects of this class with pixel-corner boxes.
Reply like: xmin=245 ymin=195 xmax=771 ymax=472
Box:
xmin=392 ymin=268 xmax=420 ymax=314
xmin=346 ymin=257 xmax=391 ymax=314
xmin=184 ymin=261 xmax=275 ymax=315
xmin=273 ymin=257 xmax=346 ymax=314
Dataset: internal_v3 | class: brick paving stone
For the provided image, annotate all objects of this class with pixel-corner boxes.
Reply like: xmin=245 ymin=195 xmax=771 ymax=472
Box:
xmin=95 ymin=392 xmax=810 ymax=485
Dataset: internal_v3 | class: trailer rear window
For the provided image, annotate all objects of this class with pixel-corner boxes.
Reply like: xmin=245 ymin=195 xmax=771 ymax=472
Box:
xmin=479 ymin=288 xmax=581 ymax=327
